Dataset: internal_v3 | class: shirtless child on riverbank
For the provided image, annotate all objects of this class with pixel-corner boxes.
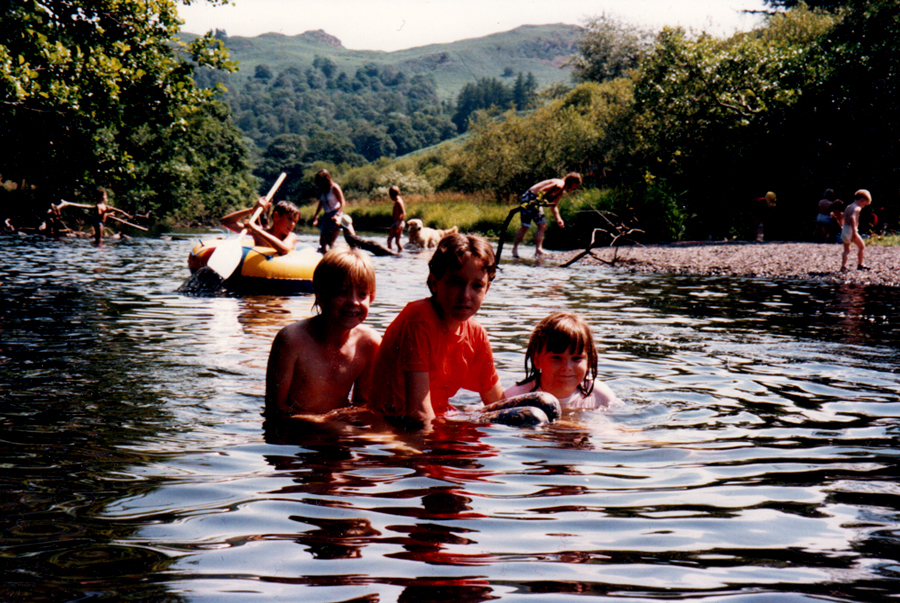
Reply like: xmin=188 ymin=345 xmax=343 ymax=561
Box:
xmin=840 ymin=189 xmax=872 ymax=272
xmin=265 ymin=248 xmax=381 ymax=418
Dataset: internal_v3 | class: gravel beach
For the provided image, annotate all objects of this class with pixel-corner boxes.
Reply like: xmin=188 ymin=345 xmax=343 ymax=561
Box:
xmin=557 ymin=241 xmax=900 ymax=287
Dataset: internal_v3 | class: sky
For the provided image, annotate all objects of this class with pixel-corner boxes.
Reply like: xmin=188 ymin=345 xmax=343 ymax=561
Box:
xmin=178 ymin=0 xmax=770 ymax=52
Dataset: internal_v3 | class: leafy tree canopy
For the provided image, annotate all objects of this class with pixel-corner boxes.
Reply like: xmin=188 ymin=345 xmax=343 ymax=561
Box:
xmin=451 ymin=80 xmax=632 ymax=200
xmin=211 ymin=58 xmax=459 ymax=169
xmin=452 ymin=74 xmax=538 ymax=132
xmin=1 ymin=0 xmax=256 ymax=223
xmin=569 ymin=14 xmax=655 ymax=83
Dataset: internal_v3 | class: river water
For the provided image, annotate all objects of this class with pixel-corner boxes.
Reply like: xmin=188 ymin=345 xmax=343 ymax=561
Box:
xmin=1 ymin=233 xmax=899 ymax=602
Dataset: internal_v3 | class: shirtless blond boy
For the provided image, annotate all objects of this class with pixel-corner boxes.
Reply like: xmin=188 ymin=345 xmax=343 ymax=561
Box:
xmin=840 ymin=189 xmax=872 ymax=272
xmin=265 ymin=248 xmax=381 ymax=418
xmin=387 ymin=185 xmax=406 ymax=252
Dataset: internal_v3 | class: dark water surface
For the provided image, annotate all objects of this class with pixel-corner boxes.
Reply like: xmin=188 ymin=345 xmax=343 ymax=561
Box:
xmin=1 ymin=234 xmax=898 ymax=602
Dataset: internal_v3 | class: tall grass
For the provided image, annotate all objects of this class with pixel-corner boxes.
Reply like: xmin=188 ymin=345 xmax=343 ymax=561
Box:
xmin=330 ymin=192 xmax=518 ymax=240
xmin=869 ymin=233 xmax=900 ymax=246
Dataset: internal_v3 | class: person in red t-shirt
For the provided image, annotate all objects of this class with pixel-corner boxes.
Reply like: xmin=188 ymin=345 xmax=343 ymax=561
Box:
xmin=370 ymin=233 xmax=504 ymax=428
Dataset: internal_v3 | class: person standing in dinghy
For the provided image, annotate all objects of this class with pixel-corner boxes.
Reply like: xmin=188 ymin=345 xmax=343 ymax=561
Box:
xmin=222 ymin=197 xmax=300 ymax=256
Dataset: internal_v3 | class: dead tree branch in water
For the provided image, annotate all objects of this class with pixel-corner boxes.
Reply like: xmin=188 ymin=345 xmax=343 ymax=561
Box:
xmin=493 ymin=206 xmax=521 ymax=267
xmin=560 ymin=211 xmax=644 ymax=268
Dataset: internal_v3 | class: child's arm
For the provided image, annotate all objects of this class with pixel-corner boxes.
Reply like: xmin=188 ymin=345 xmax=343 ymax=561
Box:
xmin=850 ymin=206 xmax=862 ymax=230
xmin=404 ymin=371 xmax=435 ymax=423
xmin=265 ymin=328 xmax=297 ymax=415
xmin=549 ymin=203 xmax=565 ymax=228
xmin=593 ymin=381 xmax=618 ymax=407
xmin=350 ymin=331 xmax=381 ymax=407
xmin=480 ymin=381 xmax=504 ymax=405
xmin=311 ymin=200 xmax=323 ymax=225
xmin=221 ymin=207 xmax=255 ymax=233
xmin=108 ymin=206 xmax=133 ymax=219
xmin=247 ymin=221 xmax=295 ymax=255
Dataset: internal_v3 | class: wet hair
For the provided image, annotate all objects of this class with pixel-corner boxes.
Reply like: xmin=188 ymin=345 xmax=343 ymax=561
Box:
xmin=854 ymin=189 xmax=872 ymax=203
xmin=389 ymin=185 xmax=401 ymax=199
xmin=518 ymin=312 xmax=598 ymax=397
xmin=427 ymin=232 xmax=496 ymax=287
xmin=312 ymin=248 xmax=376 ymax=311
xmin=564 ymin=173 xmax=583 ymax=188
xmin=314 ymin=169 xmax=332 ymax=190
xmin=824 ymin=188 xmax=835 ymax=201
xmin=272 ymin=200 xmax=300 ymax=221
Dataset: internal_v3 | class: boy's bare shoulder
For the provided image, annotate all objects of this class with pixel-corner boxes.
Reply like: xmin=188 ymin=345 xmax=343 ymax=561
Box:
xmin=353 ymin=324 xmax=381 ymax=345
xmin=274 ymin=318 xmax=314 ymax=344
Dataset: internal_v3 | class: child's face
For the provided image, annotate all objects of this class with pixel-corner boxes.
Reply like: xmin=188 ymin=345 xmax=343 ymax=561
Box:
xmin=534 ymin=345 xmax=588 ymax=399
xmin=322 ymin=278 xmax=371 ymax=330
xmin=429 ymin=257 xmax=491 ymax=325
xmin=271 ymin=211 xmax=298 ymax=236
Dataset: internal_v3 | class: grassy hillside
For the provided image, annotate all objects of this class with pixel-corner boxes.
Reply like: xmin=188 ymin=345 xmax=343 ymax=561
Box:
xmin=181 ymin=23 xmax=581 ymax=100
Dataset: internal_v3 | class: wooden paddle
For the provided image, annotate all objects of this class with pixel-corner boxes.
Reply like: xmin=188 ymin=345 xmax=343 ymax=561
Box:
xmin=206 ymin=172 xmax=287 ymax=280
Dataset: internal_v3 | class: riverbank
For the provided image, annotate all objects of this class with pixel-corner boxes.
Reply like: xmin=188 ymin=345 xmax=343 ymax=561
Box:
xmin=557 ymin=241 xmax=900 ymax=287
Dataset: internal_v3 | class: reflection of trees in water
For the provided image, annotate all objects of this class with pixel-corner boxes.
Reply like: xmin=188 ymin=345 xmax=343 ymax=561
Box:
xmin=0 ymin=276 xmax=187 ymax=601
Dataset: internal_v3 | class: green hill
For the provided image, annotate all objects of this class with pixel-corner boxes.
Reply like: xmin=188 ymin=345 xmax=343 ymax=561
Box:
xmin=182 ymin=23 xmax=581 ymax=101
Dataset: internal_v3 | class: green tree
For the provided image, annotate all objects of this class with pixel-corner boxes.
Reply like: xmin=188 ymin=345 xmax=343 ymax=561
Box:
xmin=129 ymin=101 xmax=257 ymax=224
xmin=810 ymin=0 xmax=900 ymax=198
xmin=0 ymin=0 xmax=253 ymax=222
xmin=303 ymin=130 xmax=364 ymax=167
xmin=512 ymin=72 xmax=538 ymax=110
xmin=257 ymin=134 xmax=307 ymax=198
xmin=452 ymin=77 xmax=514 ymax=131
xmin=570 ymin=14 xmax=654 ymax=83
xmin=451 ymin=81 xmax=632 ymax=200
xmin=618 ymin=6 xmax=837 ymax=239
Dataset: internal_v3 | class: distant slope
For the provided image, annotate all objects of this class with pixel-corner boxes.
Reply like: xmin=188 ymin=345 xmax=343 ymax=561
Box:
xmin=181 ymin=23 xmax=581 ymax=100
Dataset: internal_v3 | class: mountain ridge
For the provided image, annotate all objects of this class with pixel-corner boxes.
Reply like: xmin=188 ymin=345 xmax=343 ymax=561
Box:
xmin=182 ymin=23 xmax=582 ymax=100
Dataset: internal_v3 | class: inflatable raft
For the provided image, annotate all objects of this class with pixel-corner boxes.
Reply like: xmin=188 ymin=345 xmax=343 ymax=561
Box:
xmin=188 ymin=238 xmax=320 ymax=295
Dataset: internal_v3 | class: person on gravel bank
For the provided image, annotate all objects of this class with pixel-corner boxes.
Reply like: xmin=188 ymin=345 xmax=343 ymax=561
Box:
xmin=840 ymin=189 xmax=873 ymax=272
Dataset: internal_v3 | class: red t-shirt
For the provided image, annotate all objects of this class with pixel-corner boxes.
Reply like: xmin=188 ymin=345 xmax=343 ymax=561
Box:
xmin=370 ymin=298 xmax=500 ymax=416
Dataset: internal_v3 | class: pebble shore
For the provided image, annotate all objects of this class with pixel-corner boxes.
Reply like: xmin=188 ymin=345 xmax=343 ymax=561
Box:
xmin=557 ymin=241 xmax=900 ymax=287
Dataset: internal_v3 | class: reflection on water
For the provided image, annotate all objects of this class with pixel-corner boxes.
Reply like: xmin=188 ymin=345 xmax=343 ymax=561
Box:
xmin=1 ymin=234 xmax=899 ymax=602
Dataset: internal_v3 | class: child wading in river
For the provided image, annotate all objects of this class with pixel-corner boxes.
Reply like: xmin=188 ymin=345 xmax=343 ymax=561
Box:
xmin=386 ymin=185 xmax=406 ymax=252
xmin=502 ymin=312 xmax=618 ymax=410
xmin=369 ymin=233 xmax=559 ymax=429
xmin=265 ymin=248 xmax=381 ymax=419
